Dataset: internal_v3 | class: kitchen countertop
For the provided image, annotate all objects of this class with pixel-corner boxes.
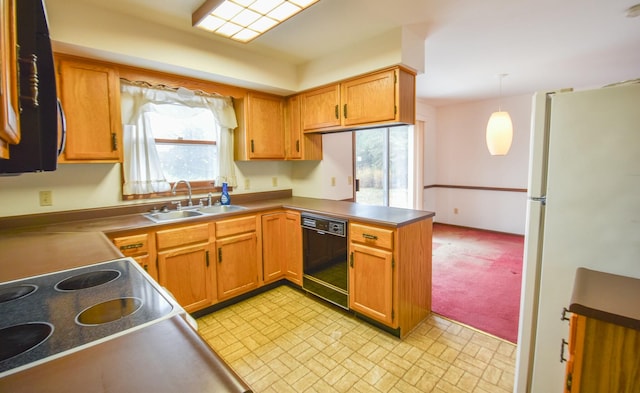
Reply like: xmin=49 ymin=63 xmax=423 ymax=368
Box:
xmin=0 ymin=196 xmax=435 ymax=236
xmin=569 ymin=267 xmax=640 ymax=330
xmin=0 ymin=315 xmax=251 ymax=393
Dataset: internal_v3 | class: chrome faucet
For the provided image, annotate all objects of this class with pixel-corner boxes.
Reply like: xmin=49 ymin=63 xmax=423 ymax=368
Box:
xmin=171 ymin=180 xmax=193 ymax=207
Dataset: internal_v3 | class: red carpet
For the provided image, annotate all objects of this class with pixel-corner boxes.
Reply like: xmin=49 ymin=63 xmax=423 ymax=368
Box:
xmin=431 ymin=223 xmax=524 ymax=343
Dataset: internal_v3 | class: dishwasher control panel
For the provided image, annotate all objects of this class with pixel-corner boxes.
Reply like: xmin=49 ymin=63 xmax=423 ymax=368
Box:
xmin=301 ymin=213 xmax=347 ymax=237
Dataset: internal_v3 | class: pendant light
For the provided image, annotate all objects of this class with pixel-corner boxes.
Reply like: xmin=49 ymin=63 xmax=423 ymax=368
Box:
xmin=486 ymin=73 xmax=513 ymax=155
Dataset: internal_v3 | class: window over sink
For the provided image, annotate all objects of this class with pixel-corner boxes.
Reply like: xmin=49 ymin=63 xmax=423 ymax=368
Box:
xmin=120 ymin=81 xmax=238 ymax=199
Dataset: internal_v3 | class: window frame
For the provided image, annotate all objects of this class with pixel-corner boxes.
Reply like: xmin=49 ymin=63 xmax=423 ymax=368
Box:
xmin=117 ymin=66 xmax=246 ymax=202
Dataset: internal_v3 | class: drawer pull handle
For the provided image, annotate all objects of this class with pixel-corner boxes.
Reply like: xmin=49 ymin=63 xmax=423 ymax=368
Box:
xmin=334 ymin=104 xmax=339 ymax=119
xmin=561 ymin=307 xmax=571 ymax=321
xmin=349 ymin=252 xmax=354 ymax=268
xmin=218 ymin=247 xmax=222 ymax=263
xmin=120 ymin=242 xmax=144 ymax=250
xmin=362 ymin=233 xmax=378 ymax=240
xmin=206 ymin=250 xmax=210 ymax=267
xmin=560 ymin=339 xmax=568 ymax=363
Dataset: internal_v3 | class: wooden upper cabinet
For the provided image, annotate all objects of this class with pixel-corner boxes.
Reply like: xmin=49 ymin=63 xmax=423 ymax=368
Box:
xmin=300 ymin=66 xmax=415 ymax=134
xmin=0 ymin=0 xmax=20 ymax=159
xmin=285 ymin=95 xmax=322 ymax=161
xmin=234 ymin=91 xmax=285 ymax=160
xmin=301 ymin=84 xmax=341 ymax=131
xmin=342 ymin=69 xmax=396 ymax=126
xmin=57 ymin=55 xmax=122 ymax=162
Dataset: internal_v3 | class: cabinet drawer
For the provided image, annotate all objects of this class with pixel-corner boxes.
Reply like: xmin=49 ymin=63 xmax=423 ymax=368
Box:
xmin=112 ymin=234 xmax=149 ymax=257
xmin=350 ymin=223 xmax=394 ymax=250
xmin=156 ymin=223 xmax=209 ymax=250
xmin=215 ymin=215 xmax=256 ymax=238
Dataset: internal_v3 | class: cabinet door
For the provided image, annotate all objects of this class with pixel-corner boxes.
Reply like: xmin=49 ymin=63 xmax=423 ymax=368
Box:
xmin=261 ymin=213 xmax=285 ymax=283
xmin=342 ymin=69 xmax=396 ymax=127
xmin=0 ymin=0 xmax=19 ymax=158
xmin=157 ymin=242 xmax=213 ymax=313
xmin=246 ymin=92 xmax=284 ymax=159
xmin=284 ymin=211 xmax=302 ymax=285
xmin=58 ymin=57 xmax=122 ymax=162
xmin=349 ymin=243 xmax=394 ymax=326
xmin=301 ymin=84 xmax=341 ymax=131
xmin=286 ymin=95 xmax=323 ymax=160
xmin=216 ymin=232 xmax=258 ymax=300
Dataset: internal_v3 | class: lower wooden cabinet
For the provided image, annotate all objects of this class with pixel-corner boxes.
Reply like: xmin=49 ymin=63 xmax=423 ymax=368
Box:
xmin=565 ymin=313 xmax=640 ymax=393
xmin=157 ymin=242 xmax=214 ymax=313
xmin=261 ymin=210 xmax=302 ymax=285
xmin=110 ymin=232 xmax=157 ymax=281
xmin=349 ymin=223 xmax=395 ymax=326
xmin=156 ymin=223 xmax=214 ymax=313
xmin=350 ymin=243 xmax=394 ymax=325
xmin=348 ymin=219 xmax=432 ymax=337
xmin=215 ymin=215 xmax=258 ymax=301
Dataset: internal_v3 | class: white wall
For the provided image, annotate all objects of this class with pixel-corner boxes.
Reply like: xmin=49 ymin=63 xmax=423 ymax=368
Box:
xmin=292 ymin=133 xmax=354 ymax=200
xmin=420 ymin=94 xmax=533 ymax=234
xmin=0 ymin=160 xmax=295 ymax=217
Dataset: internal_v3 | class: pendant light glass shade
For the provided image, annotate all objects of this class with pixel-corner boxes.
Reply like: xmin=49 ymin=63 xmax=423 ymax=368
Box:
xmin=486 ymin=111 xmax=513 ymax=155
xmin=486 ymin=73 xmax=513 ymax=155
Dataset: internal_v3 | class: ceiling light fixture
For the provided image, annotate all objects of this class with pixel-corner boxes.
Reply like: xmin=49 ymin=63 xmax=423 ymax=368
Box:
xmin=627 ymin=3 xmax=640 ymax=17
xmin=486 ymin=73 xmax=513 ymax=156
xmin=192 ymin=0 xmax=320 ymax=43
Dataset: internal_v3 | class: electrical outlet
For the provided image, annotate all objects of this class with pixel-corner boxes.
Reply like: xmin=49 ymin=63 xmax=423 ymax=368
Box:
xmin=454 ymin=208 xmax=459 ymax=214
xmin=244 ymin=178 xmax=250 ymax=190
xmin=347 ymin=176 xmax=352 ymax=185
xmin=331 ymin=177 xmax=336 ymax=186
xmin=272 ymin=177 xmax=278 ymax=187
xmin=39 ymin=190 xmax=53 ymax=206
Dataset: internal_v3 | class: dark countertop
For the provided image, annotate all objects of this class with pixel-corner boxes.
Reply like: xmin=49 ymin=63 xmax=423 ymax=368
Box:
xmin=0 ymin=315 xmax=251 ymax=393
xmin=569 ymin=267 xmax=640 ymax=331
xmin=1 ymin=196 xmax=435 ymax=236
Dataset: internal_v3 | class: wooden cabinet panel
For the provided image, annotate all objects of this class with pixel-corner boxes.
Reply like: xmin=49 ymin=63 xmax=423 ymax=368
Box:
xmin=349 ymin=243 xmax=394 ymax=325
xmin=350 ymin=223 xmax=394 ymax=250
xmin=565 ymin=314 xmax=640 ymax=393
xmin=216 ymin=232 xmax=258 ymax=300
xmin=261 ymin=212 xmax=285 ymax=283
xmin=342 ymin=69 xmax=396 ymax=127
xmin=57 ymin=55 xmax=122 ymax=162
xmin=158 ymin=242 xmax=213 ymax=313
xmin=260 ymin=210 xmax=302 ymax=285
xmin=156 ymin=223 xmax=209 ymax=250
xmin=301 ymin=84 xmax=341 ymax=131
xmin=285 ymin=95 xmax=322 ymax=160
xmin=300 ymin=66 xmax=415 ymax=134
xmin=0 ymin=0 xmax=20 ymax=158
xmin=215 ymin=215 xmax=256 ymax=238
xmin=284 ymin=211 xmax=302 ymax=286
xmin=234 ymin=92 xmax=285 ymax=160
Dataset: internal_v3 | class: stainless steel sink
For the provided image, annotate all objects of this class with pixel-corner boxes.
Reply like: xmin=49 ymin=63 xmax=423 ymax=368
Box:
xmin=198 ymin=205 xmax=248 ymax=215
xmin=144 ymin=210 xmax=205 ymax=223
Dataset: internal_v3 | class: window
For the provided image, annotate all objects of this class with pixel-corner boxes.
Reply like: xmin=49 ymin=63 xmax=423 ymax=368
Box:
xmin=120 ymin=81 xmax=238 ymax=198
xmin=146 ymin=106 xmax=218 ymax=183
xmin=354 ymin=125 xmax=413 ymax=208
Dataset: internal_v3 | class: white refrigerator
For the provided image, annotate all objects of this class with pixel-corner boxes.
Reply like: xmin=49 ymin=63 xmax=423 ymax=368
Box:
xmin=514 ymin=81 xmax=640 ymax=392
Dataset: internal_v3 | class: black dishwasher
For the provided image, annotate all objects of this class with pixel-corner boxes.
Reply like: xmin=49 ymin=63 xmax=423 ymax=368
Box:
xmin=301 ymin=213 xmax=349 ymax=309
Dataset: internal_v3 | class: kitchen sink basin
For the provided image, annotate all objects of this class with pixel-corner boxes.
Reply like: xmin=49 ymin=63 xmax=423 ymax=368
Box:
xmin=144 ymin=210 xmax=205 ymax=223
xmin=197 ymin=205 xmax=248 ymax=215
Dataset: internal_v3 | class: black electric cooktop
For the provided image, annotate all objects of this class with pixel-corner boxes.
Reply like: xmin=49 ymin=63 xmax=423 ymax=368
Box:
xmin=0 ymin=258 xmax=178 ymax=376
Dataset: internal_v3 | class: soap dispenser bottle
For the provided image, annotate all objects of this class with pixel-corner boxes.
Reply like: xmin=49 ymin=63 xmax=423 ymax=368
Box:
xmin=220 ymin=182 xmax=230 ymax=205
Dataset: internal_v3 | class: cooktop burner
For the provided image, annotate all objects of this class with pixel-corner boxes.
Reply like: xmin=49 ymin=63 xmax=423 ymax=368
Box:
xmin=0 ymin=258 xmax=178 ymax=376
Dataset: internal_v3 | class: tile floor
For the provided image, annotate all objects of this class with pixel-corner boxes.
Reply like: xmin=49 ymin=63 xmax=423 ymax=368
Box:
xmin=197 ymin=285 xmax=516 ymax=393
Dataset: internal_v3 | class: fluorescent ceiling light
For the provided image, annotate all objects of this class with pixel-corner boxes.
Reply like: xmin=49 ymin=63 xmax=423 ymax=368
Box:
xmin=193 ymin=0 xmax=320 ymax=43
